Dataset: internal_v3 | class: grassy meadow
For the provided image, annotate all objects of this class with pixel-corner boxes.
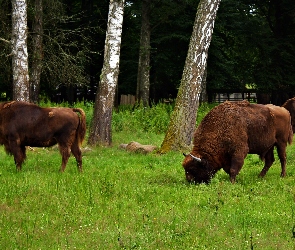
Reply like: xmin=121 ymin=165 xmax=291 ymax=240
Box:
xmin=1 ymin=102 xmax=295 ymax=249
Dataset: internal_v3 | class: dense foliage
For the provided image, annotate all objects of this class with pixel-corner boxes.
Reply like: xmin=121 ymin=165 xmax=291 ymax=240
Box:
xmin=0 ymin=0 xmax=294 ymax=104
xmin=38 ymin=100 xmax=213 ymax=137
xmin=208 ymin=0 xmax=295 ymax=104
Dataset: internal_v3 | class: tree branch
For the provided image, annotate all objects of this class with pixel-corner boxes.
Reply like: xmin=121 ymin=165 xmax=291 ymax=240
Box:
xmin=0 ymin=37 xmax=11 ymax=44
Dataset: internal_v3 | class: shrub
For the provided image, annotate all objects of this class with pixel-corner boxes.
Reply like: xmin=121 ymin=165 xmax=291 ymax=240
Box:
xmin=112 ymin=102 xmax=173 ymax=134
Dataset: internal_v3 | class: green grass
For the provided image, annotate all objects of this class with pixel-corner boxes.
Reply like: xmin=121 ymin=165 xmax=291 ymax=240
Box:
xmin=0 ymin=102 xmax=295 ymax=249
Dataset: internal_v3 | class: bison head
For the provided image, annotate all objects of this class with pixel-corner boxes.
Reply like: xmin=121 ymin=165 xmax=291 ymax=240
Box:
xmin=182 ymin=153 xmax=214 ymax=184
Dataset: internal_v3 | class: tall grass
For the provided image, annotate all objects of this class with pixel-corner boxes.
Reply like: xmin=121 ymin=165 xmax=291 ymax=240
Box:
xmin=0 ymin=101 xmax=295 ymax=249
xmin=112 ymin=102 xmax=174 ymax=134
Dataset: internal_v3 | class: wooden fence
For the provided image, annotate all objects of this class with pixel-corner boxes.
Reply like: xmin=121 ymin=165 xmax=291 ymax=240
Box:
xmin=120 ymin=94 xmax=136 ymax=105
xmin=215 ymin=92 xmax=257 ymax=103
xmin=120 ymin=92 xmax=257 ymax=105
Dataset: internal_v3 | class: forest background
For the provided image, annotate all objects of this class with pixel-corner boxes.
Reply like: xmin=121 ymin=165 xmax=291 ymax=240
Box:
xmin=1 ymin=0 xmax=295 ymax=106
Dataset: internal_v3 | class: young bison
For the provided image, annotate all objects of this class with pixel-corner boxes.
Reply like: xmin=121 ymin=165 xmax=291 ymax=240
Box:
xmin=0 ymin=101 xmax=86 ymax=172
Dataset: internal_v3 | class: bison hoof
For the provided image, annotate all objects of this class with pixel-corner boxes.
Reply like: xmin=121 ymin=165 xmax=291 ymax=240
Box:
xmin=230 ymin=177 xmax=236 ymax=183
xmin=258 ymin=172 xmax=266 ymax=178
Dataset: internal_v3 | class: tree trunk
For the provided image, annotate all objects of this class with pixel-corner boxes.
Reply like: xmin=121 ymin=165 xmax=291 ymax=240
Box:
xmin=11 ymin=0 xmax=30 ymax=101
xmin=30 ymin=0 xmax=43 ymax=103
xmin=159 ymin=0 xmax=221 ymax=153
xmin=88 ymin=0 xmax=125 ymax=146
xmin=200 ymin=63 xmax=208 ymax=103
xmin=136 ymin=0 xmax=151 ymax=107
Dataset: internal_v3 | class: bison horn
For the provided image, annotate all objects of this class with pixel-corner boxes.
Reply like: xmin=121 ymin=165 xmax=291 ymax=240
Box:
xmin=189 ymin=154 xmax=202 ymax=162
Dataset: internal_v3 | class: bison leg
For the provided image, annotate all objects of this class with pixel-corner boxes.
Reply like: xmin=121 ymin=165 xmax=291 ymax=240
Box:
xmin=276 ymin=144 xmax=287 ymax=177
xmin=71 ymin=142 xmax=83 ymax=172
xmin=58 ymin=145 xmax=71 ymax=172
xmin=229 ymin=156 xmax=245 ymax=183
xmin=10 ymin=144 xmax=26 ymax=171
xmin=259 ymin=147 xmax=275 ymax=177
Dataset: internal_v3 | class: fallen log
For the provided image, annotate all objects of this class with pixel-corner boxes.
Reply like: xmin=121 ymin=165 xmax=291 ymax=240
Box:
xmin=119 ymin=141 xmax=157 ymax=154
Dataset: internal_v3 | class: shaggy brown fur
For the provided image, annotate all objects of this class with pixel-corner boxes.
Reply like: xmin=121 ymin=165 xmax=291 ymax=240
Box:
xmin=182 ymin=100 xmax=293 ymax=183
xmin=282 ymin=97 xmax=295 ymax=133
xmin=0 ymin=101 xmax=86 ymax=172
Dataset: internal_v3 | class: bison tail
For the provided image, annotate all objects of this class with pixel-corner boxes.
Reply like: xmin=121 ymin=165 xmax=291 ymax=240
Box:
xmin=288 ymin=123 xmax=293 ymax=145
xmin=73 ymin=108 xmax=87 ymax=146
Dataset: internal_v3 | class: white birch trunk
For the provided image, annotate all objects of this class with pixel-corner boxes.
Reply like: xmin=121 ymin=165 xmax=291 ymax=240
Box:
xmin=88 ymin=0 xmax=125 ymax=146
xmin=160 ymin=0 xmax=221 ymax=153
xmin=11 ymin=0 xmax=30 ymax=101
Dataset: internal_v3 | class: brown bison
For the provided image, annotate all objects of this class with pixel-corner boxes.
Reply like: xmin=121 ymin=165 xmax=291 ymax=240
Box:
xmin=0 ymin=101 xmax=86 ymax=172
xmin=182 ymin=100 xmax=293 ymax=183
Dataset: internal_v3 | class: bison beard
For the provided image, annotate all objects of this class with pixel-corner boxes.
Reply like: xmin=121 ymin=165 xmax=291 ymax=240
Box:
xmin=0 ymin=101 xmax=86 ymax=172
xmin=182 ymin=101 xmax=293 ymax=183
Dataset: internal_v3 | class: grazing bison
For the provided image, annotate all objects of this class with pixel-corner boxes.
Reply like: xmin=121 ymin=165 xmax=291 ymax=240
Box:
xmin=0 ymin=101 xmax=86 ymax=172
xmin=282 ymin=97 xmax=295 ymax=133
xmin=182 ymin=100 xmax=293 ymax=183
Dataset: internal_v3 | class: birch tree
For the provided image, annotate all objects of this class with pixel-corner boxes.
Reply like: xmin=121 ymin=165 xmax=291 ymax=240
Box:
xmin=88 ymin=0 xmax=125 ymax=146
xmin=11 ymin=0 xmax=30 ymax=101
xmin=160 ymin=0 xmax=221 ymax=153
